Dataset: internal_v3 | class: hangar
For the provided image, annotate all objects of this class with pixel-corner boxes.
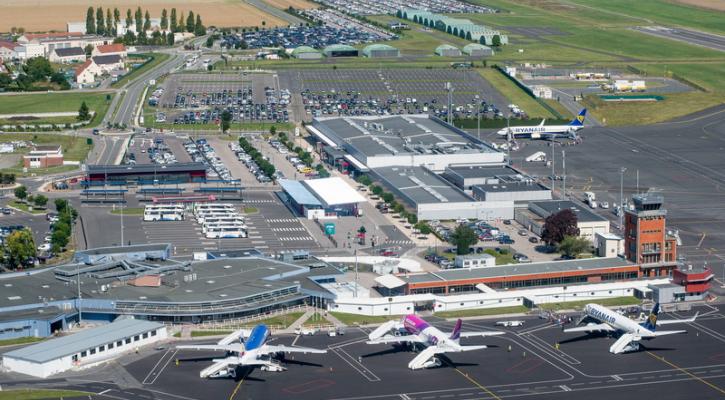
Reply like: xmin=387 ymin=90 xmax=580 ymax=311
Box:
xmin=362 ymin=44 xmax=399 ymax=58
xmin=2 ymin=318 xmax=166 ymax=378
xmin=291 ymin=46 xmax=323 ymax=59
xmin=463 ymin=43 xmax=494 ymax=57
xmin=323 ymin=44 xmax=359 ymax=57
xmin=435 ymin=44 xmax=461 ymax=57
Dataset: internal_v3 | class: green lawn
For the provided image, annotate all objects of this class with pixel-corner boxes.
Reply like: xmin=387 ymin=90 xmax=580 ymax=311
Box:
xmin=0 ymin=389 xmax=91 ymax=400
xmin=0 ymin=336 xmax=44 ymax=346
xmin=110 ymin=207 xmax=145 ymax=215
xmin=435 ymin=305 xmax=530 ymax=318
xmin=0 ymin=133 xmax=92 ymax=175
xmin=246 ymin=311 xmax=305 ymax=328
xmin=330 ymin=312 xmax=401 ymax=326
xmin=303 ymin=312 xmax=328 ymax=327
xmin=0 ymin=92 xmax=113 ymax=127
xmin=479 ymin=68 xmax=556 ymax=118
xmin=3 ymin=164 xmax=80 ymax=178
xmin=190 ymin=330 xmax=232 ymax=337
xmin=539 ymin=296 xmax=640 ymax=311
xmin=112 ymin=53 xmax=171 ymax=88
xmin=9 ymin=201 xmax=46 ymax=215
xmin=243 ymin=206 xmax=259 ymax=214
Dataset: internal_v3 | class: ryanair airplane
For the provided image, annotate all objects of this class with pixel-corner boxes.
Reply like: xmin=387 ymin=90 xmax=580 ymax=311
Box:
xmin=497 ymin=108 xmax=587 ymax=140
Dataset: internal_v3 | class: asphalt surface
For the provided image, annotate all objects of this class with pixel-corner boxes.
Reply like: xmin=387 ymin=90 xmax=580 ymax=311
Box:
xmin=480 ymin=105 xmax=725 ymax=292
xmin=633 ymin=26 xmax=725 ymax=53
xmin=2 ymin=305 xmax=722 ymax=400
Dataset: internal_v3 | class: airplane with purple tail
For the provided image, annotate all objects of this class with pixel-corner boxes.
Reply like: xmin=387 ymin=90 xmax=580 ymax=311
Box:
xmin=366 ymin=314 xmax=504 ymax=370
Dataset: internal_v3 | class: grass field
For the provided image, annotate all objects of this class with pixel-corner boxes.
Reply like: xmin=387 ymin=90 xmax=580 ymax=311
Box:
xmin=0 ymin=92 xmax=112 ymax=127
xmin=112 ymin=53 xmax=170 ymax=89
xmin=0 ymin=0 xmax=285 ymax=32
xmin=190 ymin=330 xmax=231 ymax=337
xmin=0 ymin=336 xmax=44 ymax=347
xmin=303 ymin=312 xmax=328 ymax=327
xmin=0 ymin=389 xmax=91 ymax=400
xmin=330 ymin=312 xmax=401 ymax=326
xmin=9 ymin=201 xmax=46 ymax=215
xmin=435 ymin=305 xmax=530 ymax=319
xmin=479 ymin=68 xmax=556 ymax=118
xmin=0 ymin=133 xmax=92 ymax=161
xmin=538 ymin=296 xmax=640 ymax=311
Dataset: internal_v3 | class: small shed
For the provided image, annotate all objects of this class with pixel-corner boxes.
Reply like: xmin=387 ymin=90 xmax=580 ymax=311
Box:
xmin=362 ymin=44 xmax=400 ymax=58
xmin=463 ymin=43 xmax=493 ymax=57
xmin=435 ymin=44 xmax=461 ymax=57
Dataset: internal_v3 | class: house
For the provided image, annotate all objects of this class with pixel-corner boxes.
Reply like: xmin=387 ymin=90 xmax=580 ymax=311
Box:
xmin=49 ymin=47 xmax=86 ymax=63
xmin=15 ymin=43 xmax=45 ymax=60
xmin=92 ymin=54 xmax=123 ymax=73
xmin=0 ymin=41 xmax=17 ymax=61
xmin=75 ymin=59 xmax=98 ymax=84
xmin=23 ymin=145 xmax=64 ymax=169
xmin=92 ymin=43 xmax=127 ymax=59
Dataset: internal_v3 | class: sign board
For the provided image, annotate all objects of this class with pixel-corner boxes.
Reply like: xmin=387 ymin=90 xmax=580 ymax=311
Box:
xmin=324 ymin=223 xmax=336 ymax=235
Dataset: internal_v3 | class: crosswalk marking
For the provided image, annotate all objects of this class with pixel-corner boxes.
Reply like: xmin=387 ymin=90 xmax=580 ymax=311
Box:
xmin=384 ymin=240 xmax=414 ymax=245
xmin=278 ymin=236 xmax=314 ymax=241
xmin=266 ymin=218 xmax=298 ymax=223
xmin=271 ymin=227 xmax=307 ymax=232
xmin=244 ymin=199 xmax=275 ymax=204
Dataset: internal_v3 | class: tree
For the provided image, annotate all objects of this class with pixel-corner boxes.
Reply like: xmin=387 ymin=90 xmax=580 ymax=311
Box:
xmin=220 ymin=110 xmax=232 ymax=133
xmin=33 ymin=194 xmax=48 ymax=208
xmin=166 ymin=32 xmax=175 ymax=46
xmin=77 ymin=101 xmax=91 ymax=121
xmin=25 ymin=57 xmax=53 ymax=82
xmin=178 ymin=12 xmax=185 ymax=32
xmin=125 ymin=9 xmax=133 ymax=28
xmin=144 ymin=10 xmax=151 ymax=32
xmin=557 ymin=235 xmax=591 ymax=258
xmin=50 ymin=72 xmax=69 ymax=90
xmin=269 ymin=125 xmax=276 ymax=135
xmin=51 ymin=228 xmax=70 ymax=252
xmin=450 ymin=224 xmax=478 ymax=255
xmin=415 ymin=222 xmax=432 ymax=235
xmin=161 ymin=9 xmax=168 ymax=30
xmin=86 ymin=7 xmax=96 ymax=34
xmin=205 ymin=36 xmax=214 ymax=48
xmin=0 ymin=73 xmax=12 ymax=89
xmin=381 ymin=192 xmax=394 ymax=204
xmin=170 ymin=8 xmax=178 ymax=32
xmin=106 ymin=9 xmax=114 ymax=36
xmin=55 ymin=198 xmax=69 ymax=213
xmin=492 ymin=34 xmax=501 ymax=47
xmin=541 ymin=209 xmax=580 ymax=245
xmin=96 ymin=7 xmax=105 ymax=36
xmin=84 ymin=44 xmax=94 ymax=56
xmin=113 ymin=8 xmax=121 ymax=27
xmin=135 ymin=7 xmax=143 ymax=34
xmin=407 ymin=213 xmax=418 ymax=225
xmin=186 ymin=11 xmax=195 ymax=33
xmin=194 ymin=14 xmax=205 ymax=36
xmin=358 ymin=175 xmax=372 ymax=186
xmin=372 ymin=185 xmax=383 ymax=196
xmin=14 ymin=185 xmax=27 ymax=201
xmin=5 ymin=230 xmax=35 ymax=268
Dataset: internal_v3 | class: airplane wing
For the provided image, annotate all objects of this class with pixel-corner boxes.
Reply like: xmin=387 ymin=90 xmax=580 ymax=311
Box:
xmin=652 ymin=330 xmax=687 ymax=337
xmin=538 ymin=119 xmax=546 ymax=126
xmin=259 ymin=344 xmax=327 ymax=355
xmin=176 ymin=344 xmax=242 ymax=353
xmin=563 ymin=323 xmax=616 ymax=333
xmin=458 ymin=331 xmax=505 ymax=338
xmin=457 ymin=345 xmax=489 ymax=351
xmin=656 ymin=312 xmax=698 ymax=325
xmin=217 ymin=328 xmax=250 ymax=345
xmin=366 ymin=334 xmax=425 ymax=345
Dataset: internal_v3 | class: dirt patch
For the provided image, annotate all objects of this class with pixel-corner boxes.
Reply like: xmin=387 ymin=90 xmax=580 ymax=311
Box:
xmin=0 ymin=0 xmax=285 ymax=32
xmin=0 ymin=154 xmax=21 ymax=169
xmin=263 ymin=0 xmax=319 ymax=10
xmin=668 ymin=0 xmax=725 ymax=11
xmin=515 ymin=0 xmax=578 ymax=12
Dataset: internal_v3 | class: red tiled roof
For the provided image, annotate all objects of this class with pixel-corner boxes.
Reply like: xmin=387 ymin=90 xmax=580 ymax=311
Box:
xmin=75 ymin=59 xmax=93 ymax=76
xmin=0 ymin=41 xmax=15 ymax=50
xmin=96 ymin=43 xmax=126 ymax=54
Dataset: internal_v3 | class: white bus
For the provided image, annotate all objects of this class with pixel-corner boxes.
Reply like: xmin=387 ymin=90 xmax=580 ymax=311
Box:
xmin=196 ymin=211 xmax=240 ymax=224
xmin=194 ymin=204 xmax=235 ymax=214
xmin=205 ymin=226 xmax=247 ymax=239
xmin=146 ymin=204 xmax=185 ymax=212
xmin=143 ymin=209 xmax=184 ymax=221
xmin=202 ymin=216 xmax=246 ymax=226
xmin=202 ymin=222 xmax=247 ymax=234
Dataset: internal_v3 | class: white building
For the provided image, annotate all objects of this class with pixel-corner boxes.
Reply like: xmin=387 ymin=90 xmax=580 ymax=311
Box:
xmin=2 ymin=319 xmax=166 ymax=378
xmin=516 ymin=200 xmax=610 ymax=244
xmin=454 ymin=254 xmax=495 ymax=269
xmin=531 ymin=85 xmax=553 ymax=99
xmin=15 ymin=44 xmax=45 ymax=59
xmin=49 ymin=47 xmax=86 ymax=63
xmin=67 ymin=22 xmax=87 ymax=34
xmin=596 ymin=232 xmax=624 ymax=258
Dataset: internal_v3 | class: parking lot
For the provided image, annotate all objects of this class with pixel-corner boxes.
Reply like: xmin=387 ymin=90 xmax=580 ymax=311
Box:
xmin=315 ymin=0 xmax=497 ymax=16
xmin=222 ymin=24 xmax=388 ymax=50
xmin=281 ymin=68 xmax=509 ymax=121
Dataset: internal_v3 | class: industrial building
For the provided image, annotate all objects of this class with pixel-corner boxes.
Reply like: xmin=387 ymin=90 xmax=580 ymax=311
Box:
xmin=462 ymin=43 xmax=493 ymax=57
xmin=72 ymin=244 xmax=172 ymax=264
xmin=278 ymin=177 xmax=366 ymax=218
xmin=362 ymin=44 xmax=400 ymax=58
xmin=308 ymin=114 xmax=504 ymax=171
xmin=86 ymin=162 xmax=207 ymax=183
xmin=323 ymin=44 xmax=359 ymax=57
xmin=398 ymin=9 xmax=508 ymax=45
xmin=515 ymin=200 xmax=610 ymax=243
xmin=435 ymin=44 xmax=461 ymax=57
xmin=371 ymin=166 xmax=513 ymax=221
xmin=291 ymin=46 xmax=323 ymax=59
xmin=2 ymin=319 xmax=166 ymax=378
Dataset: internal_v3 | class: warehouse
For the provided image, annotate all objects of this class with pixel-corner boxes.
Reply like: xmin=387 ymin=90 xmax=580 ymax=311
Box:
xmin=308 ymin=114 xmax=504 ymax=171
xmin=515 ymin=200 xmax=610 ymax=243
xmin=435 ymin=44 xmax=461 ymax=57
xmin=463 ymin=43 xmax=493 ymax=57
xmin=371 ymin=165 xmax=513 ymax=221
xmin=362 ymin=43 xmax=400 ymax=58
xmin=2 ymin=318 xmax=166 ymax=378
xmin=279 ymin=177 xmax=366 ymax=218
xmin=291 ymin=46 xmax=323 ymax=59
xmin=323 ymin=44 xmax=359 ymax=57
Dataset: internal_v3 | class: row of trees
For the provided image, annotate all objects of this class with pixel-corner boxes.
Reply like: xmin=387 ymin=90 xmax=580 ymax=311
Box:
xmin=14 ymin=186 xmax=48 ymax=208
xmin=355 ymin=174 xmax=432 ymax=236
xmin=0 ymin=173 xmax=16 ymax=185
xmin=238 ymin=136 xmax=276 ymax=178
xmin=85 ymin=7 xmax=205 ymax=37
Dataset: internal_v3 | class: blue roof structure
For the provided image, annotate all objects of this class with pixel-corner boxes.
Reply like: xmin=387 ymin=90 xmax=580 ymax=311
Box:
xmin=279 ymin=179 xmax=321 ymax=206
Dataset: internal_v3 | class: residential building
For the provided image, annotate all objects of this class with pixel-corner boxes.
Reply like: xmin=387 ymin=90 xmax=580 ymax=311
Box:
xmin=0 ymin=41 xmax=17 ymax=61
xmin=75 ymin=59 xmax=97 ymax=84
xmin=91 ymin=54 xmax=123 ymax=73
xmin=49 ymin=47 xmax=86 ymax=63
xmin=92 ymin=43 xmax=127 ymax=59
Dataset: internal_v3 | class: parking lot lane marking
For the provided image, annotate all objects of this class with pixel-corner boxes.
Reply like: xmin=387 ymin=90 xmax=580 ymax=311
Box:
xmin=646 ymin=351 xmax=725 ymax=395
xmin=98 ymin=389 xmax=111 ymax=395
xmin=451 ymin=366 xmax=501 ymax=400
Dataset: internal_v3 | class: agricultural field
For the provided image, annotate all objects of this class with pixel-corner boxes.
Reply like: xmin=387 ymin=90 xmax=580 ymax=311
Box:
xmin=0 ymin=0 xmax=284 ymax=32
xmin=263 ymin=0 xmax=318 ymax=10
xmin=672 ymin=0 xmax=725 ymax=12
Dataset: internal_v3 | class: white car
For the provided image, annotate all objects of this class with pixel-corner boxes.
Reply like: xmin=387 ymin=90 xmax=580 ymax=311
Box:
xmin=37 ymin=243 xmax=51 ymax=252
xmin=600 ymin=201 xmax=610 ymax=209
xmin=495 ymin=320 xmax=525 ymax=327
xmin=295 ymin=327 xmax=317 ymax=336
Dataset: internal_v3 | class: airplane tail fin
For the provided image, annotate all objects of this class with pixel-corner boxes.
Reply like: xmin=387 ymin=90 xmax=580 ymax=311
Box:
xmin=568 ymin=109 xmax=587 ymax=126
xmin=640 ymin=303 xmax=660 ymax=331
xmin=450 ymin=319 xmax=462 ymax=341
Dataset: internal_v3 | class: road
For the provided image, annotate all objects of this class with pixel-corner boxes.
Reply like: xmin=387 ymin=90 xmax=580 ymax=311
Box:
xmin=633 ymin=26 xmax=725 ymax=53
xmin=244 ymin=0 xmax=307 ymax=25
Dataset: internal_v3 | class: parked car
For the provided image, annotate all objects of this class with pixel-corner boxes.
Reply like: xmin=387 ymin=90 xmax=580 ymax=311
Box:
xmin=518 ymin=229 xmax=528 ymax=236
xmin=528 ymin=237 xmax=539 ymax=244
xmin=496 ymin=320 xmax=524 ymax=327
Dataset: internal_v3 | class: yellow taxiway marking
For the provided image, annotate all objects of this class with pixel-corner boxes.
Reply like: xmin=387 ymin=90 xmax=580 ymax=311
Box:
xmin=647 ymin=351 xmax=725 ymax=396
xmin=453 ymin=367 xmax=502 ymax=400
xmin=229 ymin=374 xmax=246 ymax=400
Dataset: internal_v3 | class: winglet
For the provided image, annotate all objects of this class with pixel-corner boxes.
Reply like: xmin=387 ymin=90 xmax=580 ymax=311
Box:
xmin=450 ymin=319 xmax=462 ymax=341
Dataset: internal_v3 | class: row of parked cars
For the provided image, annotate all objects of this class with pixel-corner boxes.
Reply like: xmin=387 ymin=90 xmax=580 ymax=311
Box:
xmin=222 ymin=25 xmax=385 ymax=50
xmin=184 ymin=139 xmax=233 ymax=181
xmin=229 ymin=141 xmax=272 ymax=183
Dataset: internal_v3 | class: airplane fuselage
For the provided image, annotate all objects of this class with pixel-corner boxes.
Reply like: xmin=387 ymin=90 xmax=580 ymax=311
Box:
xmin=584 ymin=304 xmax=654 ymax=337
xmin=403 ymin=315 xmax=455 ymax=349
xmin=497 ymin=125 xmax=583 ymax=139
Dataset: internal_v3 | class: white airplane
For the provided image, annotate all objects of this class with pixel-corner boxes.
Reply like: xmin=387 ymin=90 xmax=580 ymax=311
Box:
xmin=496 ymin=109 xmax=587 ymax=140
xmin=366 ymin=314 xmax=504 ymax=370
xmin=563 ymin=303 xmax=698 ymax=354
xmin=176 ymin=324 xmax=327 ymax=378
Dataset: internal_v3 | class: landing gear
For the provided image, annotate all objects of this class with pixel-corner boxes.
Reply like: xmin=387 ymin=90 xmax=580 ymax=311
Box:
xmin=421 ymin=357 xmax=442 ymax=369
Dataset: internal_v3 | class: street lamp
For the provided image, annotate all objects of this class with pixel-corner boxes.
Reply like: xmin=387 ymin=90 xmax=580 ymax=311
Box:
xmin=619 ymin=167 xmax=627 ymax=230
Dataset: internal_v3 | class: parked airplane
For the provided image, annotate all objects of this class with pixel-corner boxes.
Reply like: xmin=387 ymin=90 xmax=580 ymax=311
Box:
xmin=563 ymin=303 xmax=698 ymax=354
xmin=366 ymin=314 xmax=505 ymax=370
xmin=496 ymin=108 xmax=587 ymax=139
xmin=176 ymin=324 xmax=327 ymax=378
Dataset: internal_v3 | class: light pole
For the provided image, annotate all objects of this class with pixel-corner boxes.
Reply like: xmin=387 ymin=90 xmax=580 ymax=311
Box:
xmin=120 ymin=201 xmax=124 ymax=247
xmin=619 ymin=167 xmax=627 ymax=230
xmin=562 ymin=150 xmax=566 ymax=198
